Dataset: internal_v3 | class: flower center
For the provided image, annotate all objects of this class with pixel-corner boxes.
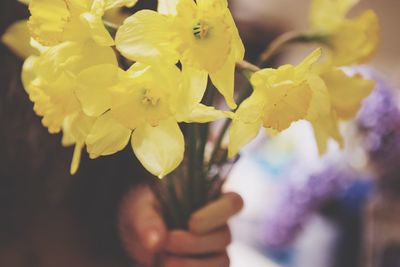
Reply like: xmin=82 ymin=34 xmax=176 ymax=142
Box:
xmin=193 ymin=21 xmax=210 ymax=39
xmin=141 ymin=89 xmax=160 ymax=106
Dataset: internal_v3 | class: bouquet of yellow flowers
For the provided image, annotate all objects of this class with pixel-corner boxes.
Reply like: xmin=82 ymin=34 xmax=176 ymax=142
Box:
xmin=2 ymin=0 xmax=379 ymax=229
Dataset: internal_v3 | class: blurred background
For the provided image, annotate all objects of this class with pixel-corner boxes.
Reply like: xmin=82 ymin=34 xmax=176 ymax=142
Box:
xmin=226 ymin=1 xmax=400 ymax=267
xmin=1 ymin=0 xmax=400 ymax=267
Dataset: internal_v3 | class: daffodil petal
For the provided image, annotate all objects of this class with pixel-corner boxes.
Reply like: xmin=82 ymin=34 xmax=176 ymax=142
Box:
xmin=86 ymin=112 xmax=132 ymax=158
xmin=183 ymin=104 xmax=232 ymax=123
xmin=158 ymin=0 xmax=177 ymax=15
xmin=65 ymin=111 xmax=96 ymax=144
xmin=74 ymin=38 xmax=118 ymax=71
xmin=225 ymin=11 xmax=245 ymax=62
xmin=28 ymin=0 xmax=70 ymax=46
xmin=64 ymin=111 xmax=97 ymax=175
xmin=28 ymin=75 xmax=80 ymax=134
xmin=78 ymin=0 xmax=114 ymax=46
xmin=310 ymin=114 xmax=343 ymax=154
xmin=30 ymin=38 xmax=48 ymax=53
xmin=196 ymin=0 xmax=228 ymax=10
xmin=209 ymin=55 xmax=237 ymax=109
xmin=306 ymin=73 xmax=331 ymax=121
xmin=148 ymin=63 xmax=182 ymax=97
xmin=173 ymin=64 xmax=208 ymax=120
xmin=115 ymin=10 xmax=179 ymax=64
xmin=131 ymin=118 xmax=184 ymax=178
xmin=1 ymin=20 xmax=38 ymax=59
xmin=80 ymin=12 xmax=114 ymax=46
xmin=76 ymin=64 xmax=119 ymax=117
xmin=36 ymin=41 xmax=117 ymax=82
xmin=228 ymin=90 xmax=265 ymax=157
xmin=228 ymin=118 xmax=262 ymax=158
xmin=310 ymin=0 xmax=360 ymax=31
xmin=66 ymin=0 xmax=91 ymax=10
xmin=250 ymin=68 xmax=276 ymax=88
xmin=235 ymin=90 xmax=265 ymax=124
xmin=263 ymin=81 xmax=312 ymax=131
xmin=322 ymin=68 xmax=374 ymax=119
xmin=296 ymin=48 xmax=321 ymax=78
xmin=21 ymin=56 xmax=39 ymax=92
xmin=70 ymin=143 xmax=83 ymax=175
xmin=181 ymin=64 xmax=208 ymax=104
xmin=330 ymin=10 xmax=380 ymax=66
xmin=61 ymin=117 xmax=76 ymax=147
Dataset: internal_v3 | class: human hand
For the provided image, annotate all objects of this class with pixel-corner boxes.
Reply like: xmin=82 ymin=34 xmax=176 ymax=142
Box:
xmin=118 ymin=185 xmax=243 ymax=267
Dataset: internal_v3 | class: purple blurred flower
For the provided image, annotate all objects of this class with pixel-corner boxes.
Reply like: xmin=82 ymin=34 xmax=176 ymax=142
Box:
xmin=262 ymin=163 xmax=353 ymax=248
xmin=354 ymin=69 xmax=400 ymax=196
xmin=356 ymin=70 xmax=400 ymax=174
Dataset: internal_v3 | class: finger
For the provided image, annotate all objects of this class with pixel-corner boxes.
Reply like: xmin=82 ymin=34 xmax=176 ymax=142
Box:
xmin=165 ymin=226 xmax=231 ymax=255
xmin=118 ymin=185 xmax=167 ymax=265
xmin=189 ymin=192 xmax=243 ymax=234
xmin=162 ymin=253 xmax=229 ymax=267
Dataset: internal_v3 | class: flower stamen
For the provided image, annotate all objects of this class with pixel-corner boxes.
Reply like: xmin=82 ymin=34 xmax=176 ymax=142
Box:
xmin=193 ymin=21 xmax=210 ymax=39
xmin=142 ymin=89 xmax=160 ymax=106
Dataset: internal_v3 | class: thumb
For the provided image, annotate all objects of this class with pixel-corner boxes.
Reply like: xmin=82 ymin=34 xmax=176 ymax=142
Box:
xmin=118 ymin=185 xmax=167 ymax=266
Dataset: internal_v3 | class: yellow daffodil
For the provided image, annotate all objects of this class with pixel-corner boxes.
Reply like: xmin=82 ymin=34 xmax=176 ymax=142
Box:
xmin=80 ymin=62 xmax=229 ymax=178
xmin=22 ymin=40 xmax=118 ymax=173
xmin=229 ymin=49 xmax=324 ymax=157
xmin=320 ymin=67 xmax=374 ymax=120
xmin=1 ymin=20 xmax=39 ymax=58
xmin=308 ymin=64 xmax=374 ymax=153
xmin=310 ymin=0 xmax=379 ymax=66
xmin=115 ymin=0 xmax=245 ymax=109
xmin=28 ymin=0 xmax=138 ymax=46
xmin=229 ymin=48 xmax=374 ymax=156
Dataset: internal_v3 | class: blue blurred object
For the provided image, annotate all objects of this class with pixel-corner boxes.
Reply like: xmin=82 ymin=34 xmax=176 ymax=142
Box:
xmin=331 ymin=180 xmax=375 ymax=267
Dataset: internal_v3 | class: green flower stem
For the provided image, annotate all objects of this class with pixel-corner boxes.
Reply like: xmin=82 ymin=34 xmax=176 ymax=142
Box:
xmin=207 ymin=118 xmax=230 ymax=172
xmin=207 ymin=77 xmax=253 ymax=171
xmin=188 ymin=123 xmax=201 ymax=210
xmin=152 ymin=181 xmax=184 ymax=229
xmin=195 ymin=125 xmax=207 ymax=208
xmin=198 ymin=86 xmax=216 ymax=171
xmin=258 ymin=31 xmax=330 ymax=65
xmin=167 ymin=178 xmax=187 ymax=229
xmin=177 ymin=162 xmax=191 ymax=228
xmin=236 ymin=61 xmax=260 ymax=73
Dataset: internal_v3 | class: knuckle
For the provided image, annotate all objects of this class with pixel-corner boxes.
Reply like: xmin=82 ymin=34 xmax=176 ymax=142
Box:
xmin=228 ymin=192 xmax=244 ymax=212
xmin=222 ymin=228 xmax=232 ymax=246
xmin=169 ymin=232 xmax=189 ymax=252
xmin=162 ymin=256 xmax=180 ymax=267
xmin=188 ymin=214 xmax=204 ymax=232
xmin=178 ymin=234 xmax=193 ymax=250
xmin=221 ymin=253 xmax=230 ymax=267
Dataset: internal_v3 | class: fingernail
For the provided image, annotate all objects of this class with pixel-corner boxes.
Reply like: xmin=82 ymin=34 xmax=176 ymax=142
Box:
xmin=145 ymin=230 xmax=160 ymax=250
